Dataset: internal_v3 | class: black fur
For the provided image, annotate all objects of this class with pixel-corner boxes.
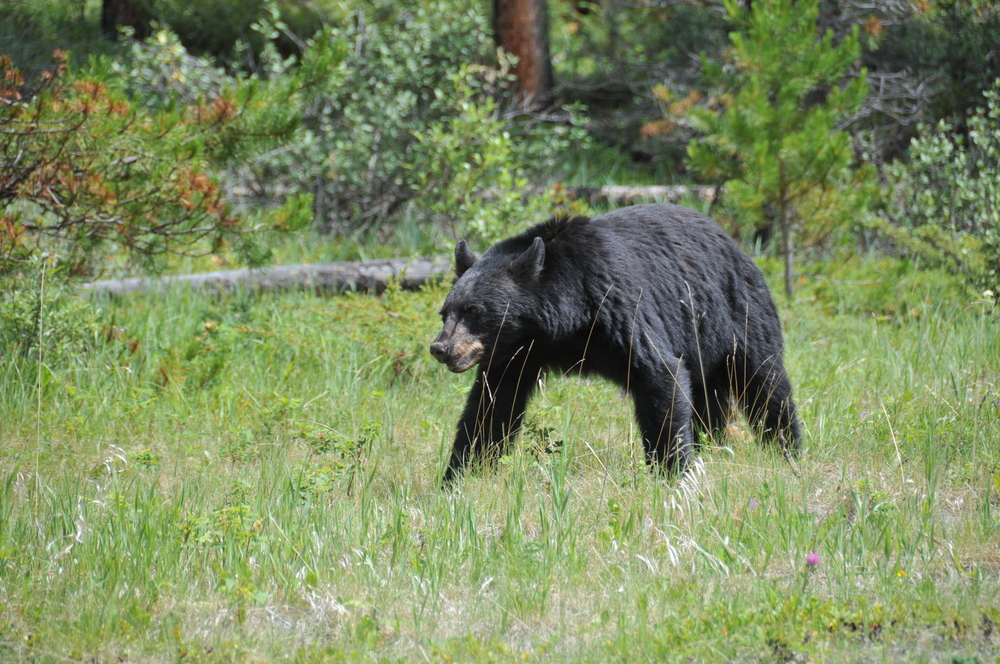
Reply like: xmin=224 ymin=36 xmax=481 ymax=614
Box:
xmin=430 ymin=204 xmax=801 ymax=485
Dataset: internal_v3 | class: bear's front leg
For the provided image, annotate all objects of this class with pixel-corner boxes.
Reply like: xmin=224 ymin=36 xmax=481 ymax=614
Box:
xmin=630 ymin=357 xmax=695 ymax=475
xmin=442 ymin=355 xmax=542 ymax=486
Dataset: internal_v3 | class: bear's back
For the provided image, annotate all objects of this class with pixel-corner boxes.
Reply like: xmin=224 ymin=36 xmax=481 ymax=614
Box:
xmin=590 ymin=204 xmax=744 ymax=264
xmin=486 ymin=204 xmax=776 ymax=338
xmin=527 ymin=204 xmax=762 ymax=294
xmin=541 ymin=205 xmax=779 ymax=357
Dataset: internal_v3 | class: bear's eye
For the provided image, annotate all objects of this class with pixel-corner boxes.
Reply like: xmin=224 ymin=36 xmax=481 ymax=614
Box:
xmin=463 ymin=304 xmax=483 ymax=316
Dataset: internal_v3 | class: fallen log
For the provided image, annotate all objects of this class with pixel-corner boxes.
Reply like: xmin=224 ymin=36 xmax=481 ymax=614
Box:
xmin=231 ymin=184 xmax=720 ymax=206
xmin=82 ymin=256 xmax=453 ymax=296
xmin=568 ymin=184 xmax=718 ymax=205
xmin=84 ymin=186 xmax=717 ymax=297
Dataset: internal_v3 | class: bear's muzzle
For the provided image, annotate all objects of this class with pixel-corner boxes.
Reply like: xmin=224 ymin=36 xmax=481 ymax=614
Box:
xmin=430 ymin=321 xmax=484 ymax=373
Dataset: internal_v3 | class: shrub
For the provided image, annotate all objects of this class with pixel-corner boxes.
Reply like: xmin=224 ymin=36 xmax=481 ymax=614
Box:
xmin=0 ymin=257 xmax=99 ymax=364
xmin=245 ymin=0 xmax=574 ymax=242
xmin=409 ymin=64 xmax=572 ymax=245
xmin=868 ymin=0 xmax=1000 ymax=136
xmin=153 ymin=0 xmax=269 ymax=60
xmin=0 ymin=50 xmax=238 ymax=273
xmin=0 ymin=27 xmax=339 ymax=275
xmin=240 ymin=0 xmax=491 ymax=234
xmin=110 ymin=26 xmax=232 ymax=108
xmin=879 ymin=81 xmax=1000 ymax=293
xmin=148 ymin=0 xmax=329 ymax=64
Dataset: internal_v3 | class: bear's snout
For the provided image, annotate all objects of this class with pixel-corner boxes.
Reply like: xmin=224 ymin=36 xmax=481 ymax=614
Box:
xmin=430 ymin=321 xmax=485 ymax=373
xmin=429 ymin=340 xmax=451 ymax=363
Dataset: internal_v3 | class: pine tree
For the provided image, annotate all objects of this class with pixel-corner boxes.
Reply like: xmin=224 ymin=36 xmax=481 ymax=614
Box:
xmin=686 ymin=0 xmax=874 ymax=299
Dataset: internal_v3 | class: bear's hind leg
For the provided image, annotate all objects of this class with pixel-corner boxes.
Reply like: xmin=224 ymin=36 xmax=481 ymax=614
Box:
xmin=691 ymin=366 xmax=733 ymax=444
xmin=741 ymin=359 xmax=801 ymax=454
xmin=631 ymin=358 xmax=695 ymax=475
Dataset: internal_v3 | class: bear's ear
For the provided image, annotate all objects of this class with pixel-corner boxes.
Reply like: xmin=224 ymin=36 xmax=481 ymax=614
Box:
xmin=512 ymin=236 xmax=545 ymax=282
xmin=455 ymin=240 xmax=478 ymax=277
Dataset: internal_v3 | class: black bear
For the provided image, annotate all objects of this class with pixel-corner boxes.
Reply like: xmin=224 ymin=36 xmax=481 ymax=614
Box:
xmin=430 ymin=204 xmax=801 ymax=485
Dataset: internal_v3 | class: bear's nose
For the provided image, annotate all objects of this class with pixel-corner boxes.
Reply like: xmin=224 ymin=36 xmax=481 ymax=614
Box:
xmin=429 ymin=341 xmax=450 ymax=363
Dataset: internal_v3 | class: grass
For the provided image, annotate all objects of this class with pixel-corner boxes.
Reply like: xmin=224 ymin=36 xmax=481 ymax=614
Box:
xmin=0 ymin=256 xmax=998 ymax=662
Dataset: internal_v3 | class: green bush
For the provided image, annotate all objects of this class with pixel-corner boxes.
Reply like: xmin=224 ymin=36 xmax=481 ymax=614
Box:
xmin=244 ymin=0 xmax=493 ymax=235
xmin=0 ymin=50 xmax=241 ymax=273
xmin=153 ymin=0 xmax=269 ymax=60
xmin=869 ymin=0 xmax=1000 ymax=132
xmin=409 ymin=64 xmax=570 ymax=245
xmin=149 ymin=0 xmax=330 ymax=64
xmin=245 ymin=0 xmax=574 ymax=242
xmin=0 ymin=25 xmax=338 ymax=274
xmin=0 ymin=258 xmax=99 ymax=364
xmin=110 ymin=26 xmax=232 ymax=107
xmin=551 ymin=0 xmax=729 ymax=165
xmin=879 ymin=81 xmax=1000 ymax=293
xmin=0 ymin=0 xmax=114 ymax=68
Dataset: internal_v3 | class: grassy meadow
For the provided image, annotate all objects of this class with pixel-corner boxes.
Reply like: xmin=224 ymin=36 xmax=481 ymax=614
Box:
xmin=0 ymin=257 xmax=998 ymax=662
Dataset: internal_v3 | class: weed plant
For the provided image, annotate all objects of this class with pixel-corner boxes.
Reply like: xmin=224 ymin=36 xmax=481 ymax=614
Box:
xmin=0 ymin=258 xmax=998 ymax=662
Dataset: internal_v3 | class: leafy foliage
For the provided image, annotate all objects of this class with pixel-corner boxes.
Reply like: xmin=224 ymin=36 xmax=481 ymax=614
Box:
xmin=0 ymin=27 xmax=339 ymax=274
xmin=143 ymin=0 xmax=334 ymax=65
xmin=868 ymin=0 xmax=1000 ymax=133
xmin=553 ymin=0 xmax=729 ymax=166
xmin=0 ymin=257 xmax=98 ymax=362
xmin=879 ymin=82 xmax=1000 ymax=293
xmin=153 ymin=0 xmax=270 ymax=60
xmin=410 ymin=65 xmax=573 ymax=245
xmin=110 ymin=26 xmax=232 ymax=108
xmin=247 ymin=0 xmax=497 ymax=235
xmin=0 ymin=53 xmax=228 ymax=272
xmin=244 ymin=0 xmax=574 ymax=242
xmin=683 ymin=0 xmax=876 ymax=298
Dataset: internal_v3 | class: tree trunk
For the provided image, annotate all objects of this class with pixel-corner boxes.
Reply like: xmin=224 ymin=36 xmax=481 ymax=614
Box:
xmin=101 ymin=0 xmax=151 ymax=40
xmin=777 ymin=163 xmax=794 ymax=300
xmin=781 ymin=215 xmax=795 ymax=301
xmin=494 ymin=0 xmax=554 ymax=109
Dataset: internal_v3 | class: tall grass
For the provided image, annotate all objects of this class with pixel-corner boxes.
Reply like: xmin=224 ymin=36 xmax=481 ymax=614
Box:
xmin=0 ymin=258 xmax=997 ymax=662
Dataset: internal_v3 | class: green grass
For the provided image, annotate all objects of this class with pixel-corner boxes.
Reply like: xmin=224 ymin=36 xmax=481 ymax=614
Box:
xmin=1 ymin=257 xmax=998 ymax=662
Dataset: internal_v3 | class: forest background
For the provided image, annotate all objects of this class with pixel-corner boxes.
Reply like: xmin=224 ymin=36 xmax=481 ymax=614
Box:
xmin=1 ymin=0 xmax=1000 ymax=662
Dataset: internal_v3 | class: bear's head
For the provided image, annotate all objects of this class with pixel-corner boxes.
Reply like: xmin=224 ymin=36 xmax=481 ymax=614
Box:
xmin=430 ymin=237 xmax=546 ymax=373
